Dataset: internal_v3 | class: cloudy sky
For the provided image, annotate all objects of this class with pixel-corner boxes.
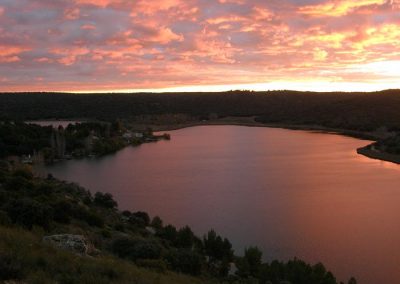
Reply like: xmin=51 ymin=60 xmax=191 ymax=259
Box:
xmin=0 ymin=0 xmax=399 ymax=92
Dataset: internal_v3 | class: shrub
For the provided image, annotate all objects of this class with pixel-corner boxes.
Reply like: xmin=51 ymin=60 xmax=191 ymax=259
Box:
xmin=34 ymin=182 xmax=54 ymax=196
xmin=111 ymin=237 xmax=162 ymax=261
xmin=136 ymin=259 xmax=167 ymax=273
xmin=72 ymin=206 xmax=104 ymax=227
xmin=131 ymin=211 xmax=150 ymax=226
xmin=83 ymin=210 xmax=104 ymax=227
xmin=157 ymin=225 xmax=177 ymax=243
xmin=52 ymin=200 xmax=72 ymax=224
xmin=0 ymin=255 xmax=24 ymax=281
xmin=128 ymin=216 xmax=146 ymax=228
xmin=13 ymin=167 xmax=33 ymax=180
xmin=166 ymin=248 xmax=203 ymax=276
xmin=6 ymin=199 xmax=53 ymax=230
xmin=93 ymin=192 xmax=117 ymax=209
xmin=0 ymin=210 xmax=11 ymax=226
xmin=101 ymin=229 xmax=112 ymax=238
xmin=150 ymin=216 xmax=163 ymax=229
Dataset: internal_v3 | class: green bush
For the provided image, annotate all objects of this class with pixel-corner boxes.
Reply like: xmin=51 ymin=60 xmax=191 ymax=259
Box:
xmin=6 ymin=199 xmax=53 ymax=230
xmin=0 ymin=210 xmax=11 ymax=226
xmin=131 ymin=211 xmax=150 ymax=226
xmin=93 ymin=192 xmax=117 ymax=209
xmin=111 ymin=237 xmax=162 ymax=261
xmin=52 ymin=200 xmax=72 ymax=224
xmin=72 ymin=206 xmax=104 ymax=227
xmin=0 ymin=255 xmax=24 ymax=281
xmin=166 ymin=248 xmax=203 ymax=276
xmin=136 ymin=259 xmax=167 ymax=273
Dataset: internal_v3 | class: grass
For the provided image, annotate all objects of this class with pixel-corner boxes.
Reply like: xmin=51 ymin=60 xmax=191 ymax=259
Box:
xmin=0 ymin=225 xmax=213 ymax=284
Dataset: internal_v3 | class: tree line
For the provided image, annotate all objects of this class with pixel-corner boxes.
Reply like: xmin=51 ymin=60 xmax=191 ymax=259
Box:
xmin=1 ymin=90 xmax=400 ymax=132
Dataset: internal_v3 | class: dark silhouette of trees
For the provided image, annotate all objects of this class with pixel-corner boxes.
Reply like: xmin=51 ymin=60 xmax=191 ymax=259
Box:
xmin=2 ymin=90 xmax=400 ymax=132
xmin=93 ymin=192 xmax=118 ymax=209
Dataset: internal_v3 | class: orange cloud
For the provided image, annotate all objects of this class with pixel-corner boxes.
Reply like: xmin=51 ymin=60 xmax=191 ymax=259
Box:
xmin=133 ymin=0 xmax=182 ymax=15
xmin=299 ymin=0 xmax=387 ymax=17
xmin=74 ymin=0 xmax=120 ymax=7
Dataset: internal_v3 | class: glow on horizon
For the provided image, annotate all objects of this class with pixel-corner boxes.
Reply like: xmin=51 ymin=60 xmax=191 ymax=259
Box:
xmin=74 ymin=81 xmax=399 ymax=94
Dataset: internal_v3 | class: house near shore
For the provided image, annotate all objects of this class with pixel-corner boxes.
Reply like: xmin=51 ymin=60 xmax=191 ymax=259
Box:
xmin=123 ymin=131 xmax=144 ymax=140
xmin=122 ymin=131 xmax=133 ymax=139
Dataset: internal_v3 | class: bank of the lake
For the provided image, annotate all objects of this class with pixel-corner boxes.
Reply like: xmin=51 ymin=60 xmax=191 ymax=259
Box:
xmin=357 ymin=146 xmax=400 ymax=164
xmin=128 ymin=115 xmax=399 ymax=164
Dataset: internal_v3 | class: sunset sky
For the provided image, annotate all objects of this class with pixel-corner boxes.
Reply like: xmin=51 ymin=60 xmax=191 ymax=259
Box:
xmin=0 ymin=0 xmax=399 ymax=92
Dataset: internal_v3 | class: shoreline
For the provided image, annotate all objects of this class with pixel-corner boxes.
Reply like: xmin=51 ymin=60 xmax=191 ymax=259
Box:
xmin=143 ymin=117 xmax=400 ymax=165
xmin=357 ymin=146 xmax=400 ymax=164
xmin=144 ymin=117 xmax=381 ymax=141
xmin=24 ymin=116 xmax=400 ymax=166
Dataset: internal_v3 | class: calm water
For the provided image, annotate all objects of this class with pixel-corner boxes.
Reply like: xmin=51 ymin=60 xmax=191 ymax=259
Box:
xmin=39 ymin=126 xmax=400 ymax=284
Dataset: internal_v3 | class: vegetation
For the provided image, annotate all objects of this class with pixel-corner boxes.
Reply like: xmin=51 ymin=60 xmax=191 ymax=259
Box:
xmin=0 ymin=121 xmax=53 ymax=158
xmin=0 ymin=163 xmax=357 ymax=283
xmin=0 ymin=226 xmax=207 ymax=284
xmin=2 ymin=90 xmax=400 ymax=132
xmin=375 ymin=134 xmax=400 ymax=154
xmin=3 ymin=91 xmax=400 ymax=162
xmin=0 ymin=121 xmax=158 ymax=162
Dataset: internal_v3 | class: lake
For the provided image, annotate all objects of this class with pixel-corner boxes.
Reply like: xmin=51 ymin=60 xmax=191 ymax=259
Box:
xmin=37 ymin=125 xmax=400 ymax=284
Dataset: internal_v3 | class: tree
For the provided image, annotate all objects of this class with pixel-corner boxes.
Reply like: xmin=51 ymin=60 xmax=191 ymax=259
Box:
xmin=245 ymin=247 xmax=262 ymax=274
xmin=150 ymin=216 xmax=163 ymax=229
xmin=348 ymin=277 xmax=357 ymax=284
xmin=203 ymin=229 xmax=233 ymax=263
xmin=93 ymin=192 xmax=117 ymax=209
xmin=237 ymin=246 xmax=263 ymax=278
xmin=176 ymin=226 xmax=195 ymax=248
xmin=158 ymin=225 xmax=177 ymax=243
xmin=132 ymin=211 xmax=150 ymax=226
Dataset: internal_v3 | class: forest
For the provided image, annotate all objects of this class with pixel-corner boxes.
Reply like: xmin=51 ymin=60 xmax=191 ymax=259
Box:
xmin=1 ymin=90 xmax=400 ymax=132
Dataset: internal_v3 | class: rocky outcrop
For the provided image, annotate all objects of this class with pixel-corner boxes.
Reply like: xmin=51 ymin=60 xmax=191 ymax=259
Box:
xmin=43 ymin=234 xmax=89 ymax=255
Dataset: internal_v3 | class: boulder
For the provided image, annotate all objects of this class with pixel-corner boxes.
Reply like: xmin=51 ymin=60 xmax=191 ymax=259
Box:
xmin=43 ymin=234 xmax=88 ymax=255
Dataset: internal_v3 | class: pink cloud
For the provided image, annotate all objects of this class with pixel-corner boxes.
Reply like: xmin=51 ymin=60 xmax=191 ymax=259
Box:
xmin=64 ymin=8 xmax=80 ymax=20
xmin=50 ymin=47 xmax=90 ymax=66
xmin=0 ymin=0 xmax=399 ymax=92
xmin=81 ymin=24 xmax=96 ymax=30
xmin=0 ymin=45 xmax=30 ymax=63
